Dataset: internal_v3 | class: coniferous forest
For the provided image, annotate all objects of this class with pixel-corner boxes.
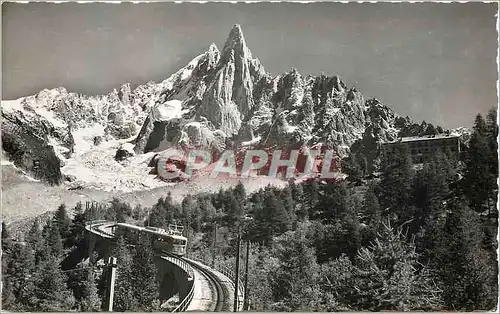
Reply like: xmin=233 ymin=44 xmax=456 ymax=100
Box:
xmin=1 ymin=109 xmax=498 ymax=312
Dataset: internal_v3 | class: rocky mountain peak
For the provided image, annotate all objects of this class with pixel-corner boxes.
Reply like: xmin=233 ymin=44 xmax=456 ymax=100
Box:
xmin=220 ymin=24 xmax=260 ymax=72
xmin=193 ymin=24 xmax=267 ymax=136
xmin=119 ymin=83 xmax=132 ymax=106
xmin=2 ymin=24 xmax=436 ymax=189
xmin=35 ymin=87 xmax=68 ymax=101
xmin=222 ymin=24 xmax=247 ymax=53
xmin=207 ymin=43 xmax=220 ymax=58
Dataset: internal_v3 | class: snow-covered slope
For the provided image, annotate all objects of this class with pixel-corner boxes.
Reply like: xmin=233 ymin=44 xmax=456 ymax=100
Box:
xmin=0 ymin=55 xmax=208 ymax=190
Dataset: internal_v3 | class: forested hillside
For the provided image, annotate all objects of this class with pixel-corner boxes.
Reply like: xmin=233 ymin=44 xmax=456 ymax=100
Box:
xmin=2 ymin=109 xmax=498 ymax=312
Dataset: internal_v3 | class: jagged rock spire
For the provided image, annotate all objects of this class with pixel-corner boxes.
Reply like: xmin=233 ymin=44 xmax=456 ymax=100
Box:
xmin=208 ymin=43 xmax=219 ymax=54
xmin=197 ymin=24 xmax=267 ymax=133
xmin=223 ymin=25 xmax=247 ymax=52
xmin=221 ymin=24 xmax=254 ymax=64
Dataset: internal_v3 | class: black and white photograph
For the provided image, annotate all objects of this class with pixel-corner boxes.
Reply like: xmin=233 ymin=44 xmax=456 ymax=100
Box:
xmin=1 ymin=1 xmax=498 ymax=312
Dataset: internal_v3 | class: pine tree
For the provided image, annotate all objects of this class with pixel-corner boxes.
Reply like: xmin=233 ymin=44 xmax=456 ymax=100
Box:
xmin=113 ymin=236 xmax=137 ymax=311
xmin=264 ymin=189 xmax=291 ymax=238
xmin=234 ymin=181 xmax=246 ymax=204
xmin=66 ymin=262 xmax=87 ymax=306
xmin=2 ymin=221 xmax=9 ymax=240
xmin=314 ymin=181 xmax=349 ymax=223
xmin=96 ymin=263 xmax=108 ymax=307
xmin=431 ymin=198 xmax=497 ymax=310
xmin=181 ymin=194 xmax=194 ymax=220
xmin=1 ymin=228 xmax=14 ymax=309
xmin=436 ymin=147 xmax=458 ymax=184
xmin=132 ymin=205 xmax=146 ymax=221
xmin=189 ymin=203 xmax=202 ymax=234
xmin=243 ymin=243 xmax=278 ymax=311
xmin=108 ymin=198 xmax=133 ymax=223
xmin=464 ymin=114 xmax=494 ymax=213
xmin=1 ymin=276 xmax=16 ymax=310
xmin=181 ymin=194 xmax=201 ymax=233
xmin=130 ymin=242 xmax=160 ymax=311
xmin=362 ymin=184 xmax=381 ymax=226
xmin=424 ymin=123 xmax=437 ymax=136
xmin=473 ymin=113 xmax=488 ymax=134
xmin=53 ymin=203 xmax=71 ymax=240
xmin=224 ymin=189 xmax=244 ymax=227
xmin=247 ymin=193 xmax=264 ymax=243
xmin=26 ymin=220 xmax=44 ymax=263
xmin=348 ymin=222 xmax=442 ymax=311
xmin=148 ymin=193 xmax=178 ymax=228
xmin=200 ymin=196 xmax=217 ymax=225
xmin=65 ymin=202 xmax=87 ymax=249
xmin=288 ymin=178 xmax=302 ymax=202
xmin=79 ymin=267 xmax=101 ymax=311
xmin=485 ymin=108 xmax=498 ymax=213
xmin=486 ymin=108 xmax=498 ymax=159
xmin=289 ymin=179 xmax=307 ymax=221
xmin=33 ymin=255 xmax=75 ymax=311
xmin=27 ymin=215 xmax=75 ymax=311
xmin=148 ymin=201 xmax=166 ymax=228
xmin=1 ymin=222 xmax=12 ymax=274
xmin=341 ymin=213 xmax=362 ymax=259
xmin=12 ymin=243 xmax=38 ymax=310
xmin=281 ymin=186 xmax=297 ymax=228
xmin=84 ymin=201 xmax=107 ymax=221
xmin=411 ymin=155 xmax=449 ymax=258
xmin=342 ymin=153 xmax=364 ymax=183
xmin=302 ymin=181 xmax=319 ymax=219
xmin=249 ymin=188 xmax=291 ymax=244
xmin=45 ymin=221 xmax=64 ymax=258
xmin=1 ymin=237 xmax=35 ymax=311
xmin=319 ymin=254 xmax=355 ymax=311
xmin=378 ymin=142 xmax=414 ymax=222
xmin=24 ymin=219 xmax=43 ymax=253
xmin=269 ymin=230 xmax=322 ymax=311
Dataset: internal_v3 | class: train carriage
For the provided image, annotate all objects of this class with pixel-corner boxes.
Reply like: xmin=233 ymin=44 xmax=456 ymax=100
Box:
xmin=114 ymin=222 xmax=187 ymax=256
xmin=153 ymin=233 xmax=187 ymax=256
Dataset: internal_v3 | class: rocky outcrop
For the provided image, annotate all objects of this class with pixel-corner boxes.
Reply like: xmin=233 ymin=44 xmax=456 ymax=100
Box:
xmin=2 ymin=95 xmax=75 ymax=170
xmin=115 ymin=143 xmax=135 ymax=161
xmin=2 ymin=104 xmax=67 ymax=185
xmin=178 ymin=120 xmax=227 ymax=152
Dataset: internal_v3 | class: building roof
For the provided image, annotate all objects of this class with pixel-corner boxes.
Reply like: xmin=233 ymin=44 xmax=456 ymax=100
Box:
xmin=386 ymin=134 xmax=459 ymax=144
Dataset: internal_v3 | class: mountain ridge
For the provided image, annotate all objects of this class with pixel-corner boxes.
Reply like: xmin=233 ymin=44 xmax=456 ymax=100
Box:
xmin=1 ymin=24 xmax=461 ymax=189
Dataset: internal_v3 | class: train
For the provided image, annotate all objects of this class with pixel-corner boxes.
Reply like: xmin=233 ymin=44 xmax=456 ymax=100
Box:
xmin=114 ymin=222 xmax=188 ymax=256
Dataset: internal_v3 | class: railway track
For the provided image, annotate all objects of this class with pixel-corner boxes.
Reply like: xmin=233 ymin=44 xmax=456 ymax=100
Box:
xmin=182 ymin=257 xmax=228 ymax=312
xmin=163 ymin=253 xmax=231 ymax=312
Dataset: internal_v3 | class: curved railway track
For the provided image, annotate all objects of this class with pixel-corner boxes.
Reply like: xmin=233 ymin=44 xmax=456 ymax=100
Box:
xmin=182 ymin=257 xmax=228 ymax=312
xmin=86 ymin=221 xmax=237 ymax=312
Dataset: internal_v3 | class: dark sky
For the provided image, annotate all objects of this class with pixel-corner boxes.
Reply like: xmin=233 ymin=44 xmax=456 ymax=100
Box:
xmin=2 ymin=2 xmax=498 ymax=129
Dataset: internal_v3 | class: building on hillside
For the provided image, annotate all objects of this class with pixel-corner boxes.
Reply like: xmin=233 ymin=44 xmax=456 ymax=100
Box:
xmin=382 ymin=134 xmax=460 ymax=164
